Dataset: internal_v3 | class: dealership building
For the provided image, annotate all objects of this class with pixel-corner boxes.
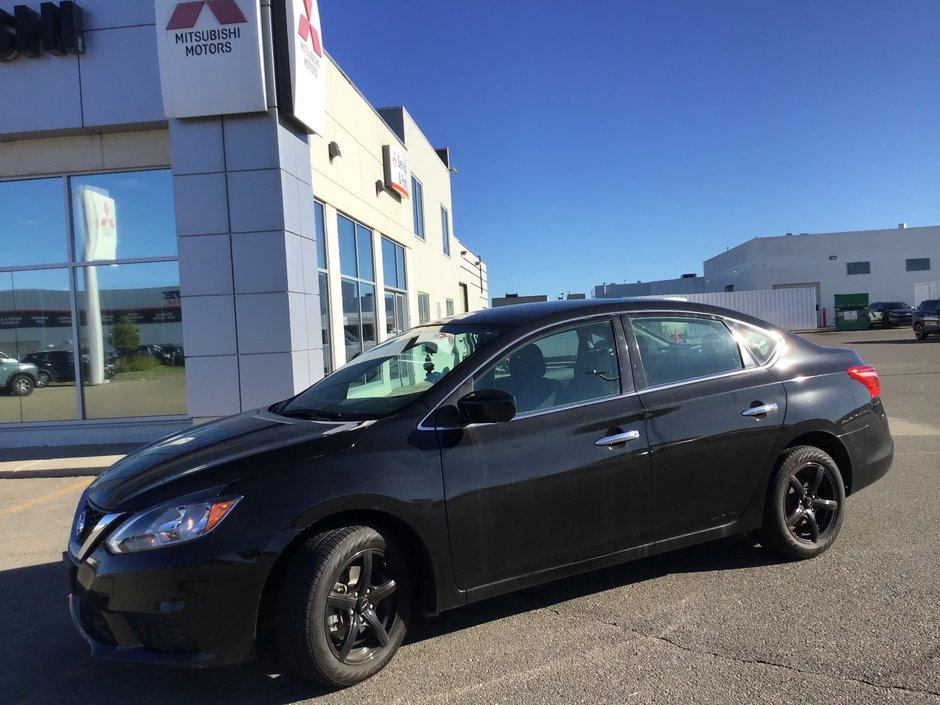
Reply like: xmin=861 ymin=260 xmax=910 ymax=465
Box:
xmin=0 ymin=0 xmax=488 ymax=447
xmin=596 ymin=225 xmax=940 ymax=326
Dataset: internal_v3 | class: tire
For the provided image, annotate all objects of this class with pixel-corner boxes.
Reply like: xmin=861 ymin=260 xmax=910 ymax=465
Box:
xmin=276 ymin=526 xmax=411 ymax=687
xmin=9 ymin=374 xmax=34 ymax=397
xmin=36 ymin=370 xmax=52 ymax=388
xmin=758 ymin=446 xmax=846 ymax=560
xmin=915 ymin=322 xmax=928 ymax=340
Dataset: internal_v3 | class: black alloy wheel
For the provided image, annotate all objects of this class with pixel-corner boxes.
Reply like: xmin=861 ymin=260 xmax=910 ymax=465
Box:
xmin=915 ymin=323 xmax=928 ymax=340
xmin=276 ymin=526 xmax=410 ymax=687
xmin=759 ymin=445 xmax=845 ymax=560
xmin=37 ymin=370 xmax=52 ymax=387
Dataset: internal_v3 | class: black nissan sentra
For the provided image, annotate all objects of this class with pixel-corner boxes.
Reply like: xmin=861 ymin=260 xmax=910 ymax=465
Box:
xmin=65 ymin=299 xmax=893 ymax=687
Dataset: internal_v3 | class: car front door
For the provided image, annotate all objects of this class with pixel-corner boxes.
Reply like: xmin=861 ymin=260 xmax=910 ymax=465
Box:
xmin=625 ymin=314 xmax=787 ymax=539
xmin=433 ymin=317 xmax=654 ymax=590
xmin=927 ymin=301 xmax=940 ymax=334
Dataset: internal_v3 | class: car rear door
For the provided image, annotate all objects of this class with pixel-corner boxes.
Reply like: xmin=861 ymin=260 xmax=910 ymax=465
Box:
xmin=434 ymin=317 xmax=655 ymax=590
xmin=624 ymin=313 xmax=787 ymax=539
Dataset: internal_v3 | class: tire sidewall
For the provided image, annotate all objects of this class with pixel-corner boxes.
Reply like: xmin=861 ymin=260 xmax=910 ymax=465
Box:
xmin=762 ymin=446 xmax=846 ymax=560
xmin=280 ymin=526 xmax=412 ymax=688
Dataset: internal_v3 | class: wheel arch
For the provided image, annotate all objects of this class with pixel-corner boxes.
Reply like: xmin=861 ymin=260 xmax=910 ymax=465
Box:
xmin=255 ymin=508 xmax=440 ymax=646
xmin=783 ymin=431 xmax=853 ymax=495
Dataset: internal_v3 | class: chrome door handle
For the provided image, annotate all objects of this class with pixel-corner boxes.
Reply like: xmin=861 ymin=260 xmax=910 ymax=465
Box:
xmin=741 ymin=403 xmax=779 ymax=417
xmin=595 ymin=430 xmax=641 ymax=446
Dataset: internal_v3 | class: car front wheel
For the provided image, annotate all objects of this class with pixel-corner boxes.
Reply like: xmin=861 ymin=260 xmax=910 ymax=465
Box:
xmin=276 ymin=525 xmax=411 ymax=687
xmin=9 ymin=374 xmax=34 ymax=397
xmin=759 ymin=445 xmax=845 ymax=560
xmin=915 ymin=322 xmax=928 ymax=340
xmin=36 ymin=370 xmax=52 ymax=387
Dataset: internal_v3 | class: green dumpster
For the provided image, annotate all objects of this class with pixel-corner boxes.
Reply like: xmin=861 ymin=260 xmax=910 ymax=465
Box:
xmin=834 ymin=293 xmax=869 ymax=331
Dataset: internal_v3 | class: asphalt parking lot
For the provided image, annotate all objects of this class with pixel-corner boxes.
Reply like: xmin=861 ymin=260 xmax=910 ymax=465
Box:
xmin=1 ymin=327 xmax=938 ymax=705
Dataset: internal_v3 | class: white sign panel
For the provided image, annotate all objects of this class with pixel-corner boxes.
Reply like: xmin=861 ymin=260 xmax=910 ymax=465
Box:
xmin=79 ymin=188 xmax=117 ymax=261
xmin=383 ymin=144 xmax=410 ymax=199
xmin=274 ymin=0 xmax=326 ymax=134
xmin=155 ymin=0 xmax=267 ymax=119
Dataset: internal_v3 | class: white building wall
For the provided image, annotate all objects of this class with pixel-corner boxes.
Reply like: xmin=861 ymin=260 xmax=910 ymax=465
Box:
xmin=310 ymin=59 xmax=487 ymax=367
xmin=704 ymin=226 xmax=940 ymax=320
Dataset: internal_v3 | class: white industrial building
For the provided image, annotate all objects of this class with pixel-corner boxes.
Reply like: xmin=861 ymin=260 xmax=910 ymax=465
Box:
xmin=0 ymin=0 xmax=487 ymax=447
xmin=596 ymin=225 xmax=940 ymax=327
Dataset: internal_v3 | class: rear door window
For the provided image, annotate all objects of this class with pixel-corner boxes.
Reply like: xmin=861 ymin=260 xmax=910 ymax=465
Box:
xmin=628 ymin=316 xmax=744 ymax=387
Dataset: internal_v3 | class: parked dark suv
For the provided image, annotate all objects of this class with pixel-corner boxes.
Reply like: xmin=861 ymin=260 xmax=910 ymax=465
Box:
xmin=865 ymin=301 xmax=915 ymax=328
xmin=21 ymin=350 xmax=115 ymax=386
xmin=913 ymin=299 xmax=940 ymax=340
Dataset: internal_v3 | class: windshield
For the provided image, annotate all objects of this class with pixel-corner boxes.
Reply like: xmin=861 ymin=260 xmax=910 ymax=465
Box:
xmin=278 ymin=324 xmax=505 ymax=420
xmin=884 ymin=302 xmax=909 ymax=309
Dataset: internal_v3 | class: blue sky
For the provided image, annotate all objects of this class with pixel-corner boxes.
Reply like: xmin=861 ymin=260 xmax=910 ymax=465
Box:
xmin=319 ymin=0 xmax=940 ymax=300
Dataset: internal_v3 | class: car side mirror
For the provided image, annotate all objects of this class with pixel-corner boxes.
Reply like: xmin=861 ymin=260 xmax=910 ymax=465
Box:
xmin=457 ymin=389 xmax=516 ymax=424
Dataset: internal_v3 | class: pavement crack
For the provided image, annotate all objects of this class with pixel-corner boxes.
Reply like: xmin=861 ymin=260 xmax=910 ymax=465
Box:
xmin=545 ymin=606 xmax=940 ymax=698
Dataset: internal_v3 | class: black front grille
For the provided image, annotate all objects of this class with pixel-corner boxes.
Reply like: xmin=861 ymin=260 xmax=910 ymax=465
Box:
xmin=78 ymin=502 xmax=105 ymax=544
xmin=125 ymin=614 xmax=199 ymax=653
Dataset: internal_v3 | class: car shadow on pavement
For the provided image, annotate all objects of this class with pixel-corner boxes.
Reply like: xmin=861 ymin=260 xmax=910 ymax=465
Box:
xmin=845 ymin=338 xmax=939 ymax=345
xmin=405 ymin=536 xmax=784 ymax=645
xmin=5 ymin=539 xmax=780 ymax=705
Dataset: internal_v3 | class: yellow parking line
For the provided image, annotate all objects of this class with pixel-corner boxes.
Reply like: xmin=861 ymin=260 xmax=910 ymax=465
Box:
xmin=0 ymin=479 xmax=90 ymax=518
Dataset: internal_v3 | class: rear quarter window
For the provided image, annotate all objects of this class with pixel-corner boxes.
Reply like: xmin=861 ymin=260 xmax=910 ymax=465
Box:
xmin=727 ymin=321 xmax=781 ymax=366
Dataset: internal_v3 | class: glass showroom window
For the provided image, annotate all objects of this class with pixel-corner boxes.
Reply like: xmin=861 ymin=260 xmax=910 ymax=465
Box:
xmin=411 ymin=176 xmax=425 ymax=240
xmin=382 ymin=238 xmax=408 ymax=337
xmin=315 ymin=201 xmax=332 ymax=375
xmin=418 ymin=292 xmax=431 ymax=324
xmin=338 ymin=214 xmax=377 ymax=363
xmin=0 ymin=268 xmax=77 ymax=423
xmin=0 ymin=169 xmax=184 ymax=424
xmin=441 ymin=206 xmax=451 ymax=256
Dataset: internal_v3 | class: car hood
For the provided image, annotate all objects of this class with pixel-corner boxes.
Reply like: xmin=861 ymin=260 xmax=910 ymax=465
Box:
xmin=86 ymin=409 xmax=371 ymax=511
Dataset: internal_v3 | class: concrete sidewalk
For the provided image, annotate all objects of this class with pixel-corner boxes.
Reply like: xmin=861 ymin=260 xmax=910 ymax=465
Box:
xmin=0 ymin=444 xmax=142 ymax=479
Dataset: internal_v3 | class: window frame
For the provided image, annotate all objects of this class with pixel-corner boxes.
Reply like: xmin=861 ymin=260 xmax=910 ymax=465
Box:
xmin=0 ymin=168 xmax=184 ymax=427
xmin=337 ymin=212 xmax=377 ymax=361
xmin=846 ymin=261 xmax=871 ymax=275
xmin=411 ymin=176 xmax=425 ymax=241
xmin=623 ymin=313 xmax=780 ymax=391
xmin=440 ymin=205 xmax=450 ymax=256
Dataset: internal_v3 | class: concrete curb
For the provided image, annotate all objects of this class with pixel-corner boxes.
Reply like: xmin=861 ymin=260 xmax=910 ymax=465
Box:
xmin=0 ymin=453 xmax=127 ymax=480
xmin=0 ymin=467 xmax=109 ymax=480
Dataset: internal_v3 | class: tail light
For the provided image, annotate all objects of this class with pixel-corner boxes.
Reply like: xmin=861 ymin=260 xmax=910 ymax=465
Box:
xmin=847 ymin=365 xmax=880 ymax=398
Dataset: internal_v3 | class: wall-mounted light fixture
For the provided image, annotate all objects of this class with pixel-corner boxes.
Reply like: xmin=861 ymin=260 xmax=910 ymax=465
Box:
xmin=828 ymin=255 xmax=838 ymax=260
xmin=328 ymin=141 xmax=342 ymax=162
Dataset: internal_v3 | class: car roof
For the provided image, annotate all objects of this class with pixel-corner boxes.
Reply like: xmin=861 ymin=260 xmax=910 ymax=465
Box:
xmin=436 ymin=298 xmax=780 ymax=331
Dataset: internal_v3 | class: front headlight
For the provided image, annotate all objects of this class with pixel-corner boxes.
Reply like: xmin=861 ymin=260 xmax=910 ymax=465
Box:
xmin=107 ymin=496 xmax=242 ymax=554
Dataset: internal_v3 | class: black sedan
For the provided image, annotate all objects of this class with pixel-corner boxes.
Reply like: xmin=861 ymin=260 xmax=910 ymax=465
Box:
xmin=65 ymin=300 xmax=893 ymax=687
xmin=865 ymin=301 xmax=916 ymax=328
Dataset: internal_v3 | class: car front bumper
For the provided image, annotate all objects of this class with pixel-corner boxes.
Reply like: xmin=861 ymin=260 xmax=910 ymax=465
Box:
xmin=63 ymin=531 xmax=279 ymax=667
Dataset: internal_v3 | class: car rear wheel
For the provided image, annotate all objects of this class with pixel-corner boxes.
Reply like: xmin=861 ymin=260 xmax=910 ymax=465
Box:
xmin=276 ymin=526 xmax=411 ymax=687
xmin=915 ymin=323 xmax=928 ymax=340
xmin=9 ymin=374 xmax=34 ymax=397
xmin=36 ymin=370 xmax=52 ymax=387
xmin=759 ymin=445 xmax=845 ymax=560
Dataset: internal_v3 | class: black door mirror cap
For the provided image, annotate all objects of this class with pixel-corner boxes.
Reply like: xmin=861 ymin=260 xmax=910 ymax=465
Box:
xmin=457 ymin=389 xmax=517 ymax=424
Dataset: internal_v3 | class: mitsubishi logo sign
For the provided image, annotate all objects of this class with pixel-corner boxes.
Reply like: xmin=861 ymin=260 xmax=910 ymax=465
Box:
xmin=155 ymin=0 xmax=268 ymax=119
xmin=166 ymin=0 xmax=246 ymax=31
xmin=0 ymin=1 xmax=84 ymax=62
xmin=297 ymin=0 xmax=321 ymax=57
